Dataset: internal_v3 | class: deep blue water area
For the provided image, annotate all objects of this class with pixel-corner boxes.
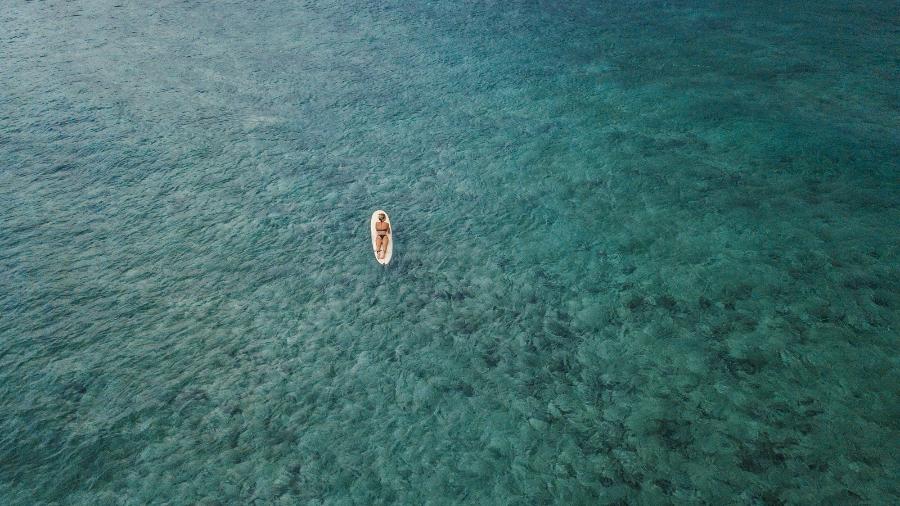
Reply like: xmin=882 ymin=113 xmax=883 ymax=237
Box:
xmin=1 ymin=0 xmax=898 ymax=503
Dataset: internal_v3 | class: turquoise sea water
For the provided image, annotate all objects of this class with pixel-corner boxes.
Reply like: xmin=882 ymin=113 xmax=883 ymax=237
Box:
xmin=2 ymin=0 xmax=898 ymax=503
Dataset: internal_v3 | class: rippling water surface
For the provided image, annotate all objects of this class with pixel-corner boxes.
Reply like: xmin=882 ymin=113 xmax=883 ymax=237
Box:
xmin=2 ymin=0 xmax=898 ymax=503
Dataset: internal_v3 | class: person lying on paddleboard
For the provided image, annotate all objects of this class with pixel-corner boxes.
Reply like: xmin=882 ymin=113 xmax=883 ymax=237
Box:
xmin=375 ymin=212 xmax=391 ymax=259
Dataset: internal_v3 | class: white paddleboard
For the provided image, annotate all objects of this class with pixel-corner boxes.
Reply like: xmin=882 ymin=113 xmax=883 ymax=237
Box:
xmin=370 ymin=210 xmax=393 ymax=265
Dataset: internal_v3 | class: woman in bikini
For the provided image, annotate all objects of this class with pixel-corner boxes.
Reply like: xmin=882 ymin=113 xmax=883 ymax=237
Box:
xmin=374 ymin=212 xmax=390 ymax=259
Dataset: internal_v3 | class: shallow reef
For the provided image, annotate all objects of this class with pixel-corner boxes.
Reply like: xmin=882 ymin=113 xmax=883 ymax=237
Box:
xmin=1 ymin=0 xmax=897 ymax=504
